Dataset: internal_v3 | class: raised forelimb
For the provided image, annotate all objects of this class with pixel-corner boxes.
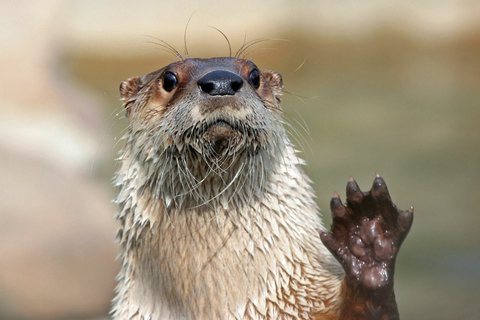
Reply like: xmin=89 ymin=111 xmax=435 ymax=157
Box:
xmin=320 ymin=174 xmax=414 ymax=320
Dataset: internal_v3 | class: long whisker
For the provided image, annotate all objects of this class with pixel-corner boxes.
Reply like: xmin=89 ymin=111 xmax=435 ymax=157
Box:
xmin=208 ymin=26 xmax=232 ymax=57
xmin=235 ymin=38 xmax=292 ymax=59
xmin=141 ymin=36 xmax=183 ymax=60
xmin=184 ymin=11 xmax=198 ymax=58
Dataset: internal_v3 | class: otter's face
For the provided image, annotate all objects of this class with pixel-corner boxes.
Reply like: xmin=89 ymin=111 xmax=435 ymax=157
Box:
xmin=120 ymin=58 xmax=284 ymax=161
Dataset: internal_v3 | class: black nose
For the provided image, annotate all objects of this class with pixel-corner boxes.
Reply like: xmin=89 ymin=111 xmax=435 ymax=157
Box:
xmin=198 ymin=71 xmax=243 ymax=96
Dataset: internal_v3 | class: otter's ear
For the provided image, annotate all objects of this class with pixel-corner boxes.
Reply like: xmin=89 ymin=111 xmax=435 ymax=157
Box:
xmin=120 ymin=77 xmax=142 ymax=116
xmin=262 ymin=70 xmax=283 ymax=103
xmin=120 ymin=77 xmax=142 ymax=103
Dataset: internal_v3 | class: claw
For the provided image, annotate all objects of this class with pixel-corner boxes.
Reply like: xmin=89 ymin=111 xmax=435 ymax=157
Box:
xmin=346 ymin=176 xmax=363 ymax=204
xmin=330 ymin=192 xmax=347 ymax=220
xmin=397 ymin=206 xmax=414 ymax=237
xmin=371 ymin=174 xmax=391 ymax=202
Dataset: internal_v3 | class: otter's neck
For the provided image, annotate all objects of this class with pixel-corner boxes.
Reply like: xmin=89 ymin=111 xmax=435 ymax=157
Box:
xmin=112 ymin=138 xmax=343 ymax=320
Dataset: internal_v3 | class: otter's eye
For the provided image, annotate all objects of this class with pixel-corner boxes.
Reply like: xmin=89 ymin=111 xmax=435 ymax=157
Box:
xmin=249 ymin=69 xmax=260 ymax=89
xmin=162 ymin=72 xmax=178 ymax=91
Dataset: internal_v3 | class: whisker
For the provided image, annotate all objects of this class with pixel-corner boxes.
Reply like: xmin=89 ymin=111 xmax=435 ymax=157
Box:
xmin=141 ymin=36 xmax=183 ymax=60
xmin=184 ymin=11 xmax=198 ymax=58
xmin=208 ymin=26 xmax=232 ymax=57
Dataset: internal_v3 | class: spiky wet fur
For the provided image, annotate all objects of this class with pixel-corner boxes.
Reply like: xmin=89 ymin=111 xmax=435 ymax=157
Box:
xmin=112 ymin=64 xmax=344 ymax=320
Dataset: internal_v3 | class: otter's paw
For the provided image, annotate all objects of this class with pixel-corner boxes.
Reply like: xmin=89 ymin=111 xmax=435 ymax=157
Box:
xmin=320 ymin=173 xmax=413 ymax=291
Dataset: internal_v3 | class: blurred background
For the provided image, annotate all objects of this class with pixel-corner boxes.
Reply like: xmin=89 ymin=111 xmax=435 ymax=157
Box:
xmin=1 ymin=1 xmax=479 ymax=319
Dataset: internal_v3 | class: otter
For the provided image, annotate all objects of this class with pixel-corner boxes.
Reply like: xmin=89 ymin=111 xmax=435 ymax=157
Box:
xmin=112 ymin=57 xmax=413 ymax=320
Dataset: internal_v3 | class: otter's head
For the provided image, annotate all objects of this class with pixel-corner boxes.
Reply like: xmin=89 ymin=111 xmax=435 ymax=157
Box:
xmin=119 ymin=58 xmax=285 ymax=209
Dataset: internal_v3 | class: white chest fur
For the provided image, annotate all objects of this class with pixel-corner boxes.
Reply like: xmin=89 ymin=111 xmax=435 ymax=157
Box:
xmin=112 ymin=141 xmax=343 ymax=320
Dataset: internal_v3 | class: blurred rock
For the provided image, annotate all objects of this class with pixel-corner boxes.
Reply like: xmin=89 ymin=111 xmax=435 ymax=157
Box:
xmin=0 ymin=148 xmax=118 ymax=319
xmin=0 ymin=1 xmax=119 ymax=319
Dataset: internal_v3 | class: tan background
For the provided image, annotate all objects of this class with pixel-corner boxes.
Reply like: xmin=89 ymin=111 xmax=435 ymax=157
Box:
xmin=1 ymin=1 xmax=479 ymax=319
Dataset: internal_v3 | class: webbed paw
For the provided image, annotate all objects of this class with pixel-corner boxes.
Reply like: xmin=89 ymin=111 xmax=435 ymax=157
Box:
xmin=320 ymin=173 xmax=413 ymax=292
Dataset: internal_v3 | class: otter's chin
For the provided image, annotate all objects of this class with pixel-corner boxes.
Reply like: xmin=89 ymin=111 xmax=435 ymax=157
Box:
xmin=202 ymin=120 xmax=241 ymax=155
